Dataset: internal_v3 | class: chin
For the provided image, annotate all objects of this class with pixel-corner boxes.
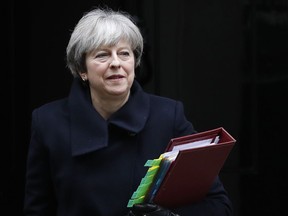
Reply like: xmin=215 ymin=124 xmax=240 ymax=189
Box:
xmin=108 ymin=88 xmax=129 ymax=96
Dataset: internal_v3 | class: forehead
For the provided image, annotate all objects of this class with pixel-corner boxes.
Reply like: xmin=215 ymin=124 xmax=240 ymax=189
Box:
xmin=97 ymin=39 xmax=132 ymax=50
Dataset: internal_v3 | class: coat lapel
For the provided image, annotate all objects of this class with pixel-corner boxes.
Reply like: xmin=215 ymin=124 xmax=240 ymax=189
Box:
xmin=68 ymin=78 xmax=149 ymax=156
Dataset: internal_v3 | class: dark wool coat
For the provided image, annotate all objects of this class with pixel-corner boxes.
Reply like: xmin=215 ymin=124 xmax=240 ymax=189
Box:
xmin=24 ymin=78 xmax=233 ymax=216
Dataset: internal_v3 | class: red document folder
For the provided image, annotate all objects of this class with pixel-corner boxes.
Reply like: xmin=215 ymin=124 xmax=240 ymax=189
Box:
xmin=152 ymin=127 xmax=236 ymax=208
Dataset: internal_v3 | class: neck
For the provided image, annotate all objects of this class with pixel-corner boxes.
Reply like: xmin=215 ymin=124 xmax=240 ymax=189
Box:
xmin=91 ymin=92 xmax=130 ymax=120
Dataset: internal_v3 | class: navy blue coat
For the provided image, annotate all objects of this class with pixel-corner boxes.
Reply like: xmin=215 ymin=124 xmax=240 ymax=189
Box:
xmin=24 ymin=78 xmax=233 ymax=216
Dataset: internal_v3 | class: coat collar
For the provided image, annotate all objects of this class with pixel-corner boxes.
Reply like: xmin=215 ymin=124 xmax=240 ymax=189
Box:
xmin=68 ymin=78 xmax=149 ymax=156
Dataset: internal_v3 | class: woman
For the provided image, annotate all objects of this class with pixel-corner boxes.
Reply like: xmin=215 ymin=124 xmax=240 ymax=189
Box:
xmin=24 ymin=7 xmax=233 ymax=216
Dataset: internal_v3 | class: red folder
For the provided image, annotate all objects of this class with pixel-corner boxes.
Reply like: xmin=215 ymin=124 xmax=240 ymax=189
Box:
xmin=152 ymin=127 xmax=236 ymax=208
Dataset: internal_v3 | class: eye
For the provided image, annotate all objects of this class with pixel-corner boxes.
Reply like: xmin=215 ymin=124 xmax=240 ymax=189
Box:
xmin=95 ymin=52 xmax=109 ymax=58
xmin=119 ymin=51 xmax=130 ymax=56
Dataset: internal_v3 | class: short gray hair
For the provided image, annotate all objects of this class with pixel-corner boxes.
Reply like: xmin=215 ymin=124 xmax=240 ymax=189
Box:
xmin=66 ymin=8 xmax=144 ymax=77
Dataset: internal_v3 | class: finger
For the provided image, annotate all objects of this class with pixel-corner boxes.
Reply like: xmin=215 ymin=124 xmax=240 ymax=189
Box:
xmin=133 ymin=203 xmax=158 ymax=212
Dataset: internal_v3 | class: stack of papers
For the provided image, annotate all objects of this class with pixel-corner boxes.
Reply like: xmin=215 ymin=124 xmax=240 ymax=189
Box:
xmin=127 ymin=133 xmax=222 ymax=207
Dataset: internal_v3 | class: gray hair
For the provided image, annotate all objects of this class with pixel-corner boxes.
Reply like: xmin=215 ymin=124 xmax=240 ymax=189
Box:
xmin=66 ymin=8 xmax=144 ymax=77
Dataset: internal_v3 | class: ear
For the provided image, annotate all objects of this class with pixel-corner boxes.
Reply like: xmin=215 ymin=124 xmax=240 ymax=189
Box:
xmin=79 ymin=72 xmax=88 ymax=81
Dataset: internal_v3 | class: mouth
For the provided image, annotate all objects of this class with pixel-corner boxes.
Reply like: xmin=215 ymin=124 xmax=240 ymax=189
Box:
xmin=107 ymin=75 xmax=125 ymax=80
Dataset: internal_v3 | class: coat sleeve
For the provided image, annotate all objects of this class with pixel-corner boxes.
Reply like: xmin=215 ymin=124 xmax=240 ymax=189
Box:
xmin=173 ymin=101 xmax=196 ymax=137
xmin=23 ymin=109 xmax=57 ymax=216
xmin=173 ymin=101 xmax=234 ymax=216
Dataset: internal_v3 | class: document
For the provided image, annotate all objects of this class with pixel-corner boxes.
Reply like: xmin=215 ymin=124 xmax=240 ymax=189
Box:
xmin=127 ymin=127 xmax=236 ymax=208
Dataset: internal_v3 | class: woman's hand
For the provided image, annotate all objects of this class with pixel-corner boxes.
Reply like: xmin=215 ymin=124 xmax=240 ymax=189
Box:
xmin=128 ymin=203 xmax=179 ymax=216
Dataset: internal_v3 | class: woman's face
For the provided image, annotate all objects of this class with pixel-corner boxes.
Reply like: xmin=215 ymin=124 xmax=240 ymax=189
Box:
xmin=83 ymin=39 xmax=135 ymax=100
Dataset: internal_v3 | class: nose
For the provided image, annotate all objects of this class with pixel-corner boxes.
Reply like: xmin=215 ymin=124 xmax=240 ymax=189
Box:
xmin=110 ymin=54 xmax=120 ymax=68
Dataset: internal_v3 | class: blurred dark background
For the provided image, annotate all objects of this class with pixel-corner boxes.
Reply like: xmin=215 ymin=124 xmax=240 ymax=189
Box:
xmin=5 ymin=0 xmax=288 ymax=215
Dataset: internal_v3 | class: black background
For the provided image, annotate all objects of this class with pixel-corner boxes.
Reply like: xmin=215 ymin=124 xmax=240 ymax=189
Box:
xmin=5 ymin=0 xmax=288 ymax=215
